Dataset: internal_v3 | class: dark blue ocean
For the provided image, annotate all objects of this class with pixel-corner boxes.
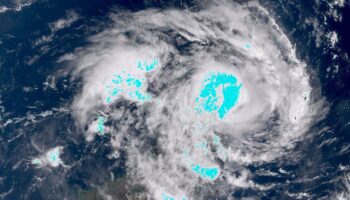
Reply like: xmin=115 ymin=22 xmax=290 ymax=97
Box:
xmin=0 ymin=0 xmax=349 ymax=199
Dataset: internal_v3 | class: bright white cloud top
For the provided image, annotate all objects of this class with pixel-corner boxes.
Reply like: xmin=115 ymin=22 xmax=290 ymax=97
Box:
xmin=31 ymin=146 xmax=64 ymax=168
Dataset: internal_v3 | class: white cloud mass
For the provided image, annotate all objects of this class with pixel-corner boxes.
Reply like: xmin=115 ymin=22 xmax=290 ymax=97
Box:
xmin=65 ymin=1 xmax=327 ymax=199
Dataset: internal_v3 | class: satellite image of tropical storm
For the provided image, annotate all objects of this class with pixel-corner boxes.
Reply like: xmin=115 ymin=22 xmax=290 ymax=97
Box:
xmin=0 ymin=0 xmax=350 ymax=199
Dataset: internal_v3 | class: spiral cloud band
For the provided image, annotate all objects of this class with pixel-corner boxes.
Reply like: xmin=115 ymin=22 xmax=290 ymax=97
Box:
xmin=67 ymin=1 xmax=326 ymax=199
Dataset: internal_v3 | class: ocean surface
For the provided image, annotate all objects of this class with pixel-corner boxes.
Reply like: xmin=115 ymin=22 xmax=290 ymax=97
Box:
xmin=0 ymin=0 xmax=349 ymax=199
